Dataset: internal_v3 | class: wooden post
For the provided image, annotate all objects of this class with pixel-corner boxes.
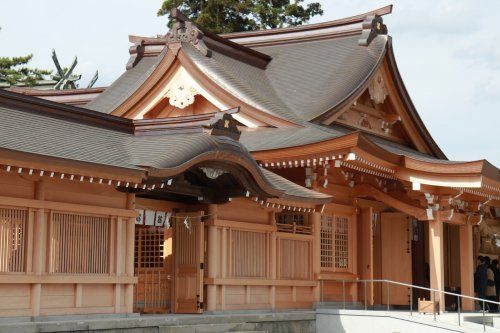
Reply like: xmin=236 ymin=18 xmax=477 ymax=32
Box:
xmin=311 ymin=212 xmax=321 ymax=302
xmin=459 ymin=223 xmax=474 ymax=311
xmin=206 ymin=204 xmax=218 ymax=312
xmin=31 ymin=181 xmax=46 ymax=317
xmin=269 ymin=211 xmax=277 ymax=310
xmin=358 ymin=208 xmax=374 ymax=306
xmin=115 ymin=216 xmax=123 ymax=313
xmin=125 ymin=194 xmax=135 ymax=313
xmin=429 ymin=217 xmax=445 ymax=312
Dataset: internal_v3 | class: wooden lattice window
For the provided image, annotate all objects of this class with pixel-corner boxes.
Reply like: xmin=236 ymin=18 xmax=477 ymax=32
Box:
xmin=135 ymin=226 xmax=166 ymax=270
xmin=279 ymin=238 xmax=311 ymax=280
xmin=276 ymin=212 xmax=312 ymax=234
xmin=320 ymin=214 xmax=352 ymax=271
xmin=49 ymin=212 xmax=110 ymax=274
xmin=231 ymin=230 xmax=267 ymax=278
xmin=0 ymin=207 xmax=27 ymax=273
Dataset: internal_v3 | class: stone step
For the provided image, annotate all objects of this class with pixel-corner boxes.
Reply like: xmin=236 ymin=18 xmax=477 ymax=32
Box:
xmin=160 ymin=322 xmax=261 ymax=333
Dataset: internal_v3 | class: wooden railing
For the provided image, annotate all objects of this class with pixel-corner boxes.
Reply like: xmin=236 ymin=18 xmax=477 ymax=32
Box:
xmin=276 ymin=223 xmax=312 ymax=235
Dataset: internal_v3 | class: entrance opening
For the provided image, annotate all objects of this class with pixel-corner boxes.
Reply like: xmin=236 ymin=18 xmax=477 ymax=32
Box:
xmin=133 ymin=211 xmax=204 ymax=314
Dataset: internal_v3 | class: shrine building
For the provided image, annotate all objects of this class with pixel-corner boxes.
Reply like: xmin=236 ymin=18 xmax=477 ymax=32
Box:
xmin=0 ymin=5 xmax=499 ymax=318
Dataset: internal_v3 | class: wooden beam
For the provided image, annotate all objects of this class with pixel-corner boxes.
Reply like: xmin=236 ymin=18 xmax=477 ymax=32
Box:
xmin=353 ymin=184 xmax=428 ymax=220
xmin=0 ymin=195 xmax=136 ymax=218
xmin=204 ymin=278 xmax=316 ymax=287
xmin=0 ymin=275 xmax=137 ymax=284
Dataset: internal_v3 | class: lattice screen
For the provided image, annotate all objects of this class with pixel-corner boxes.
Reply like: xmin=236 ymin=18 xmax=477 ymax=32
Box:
xmin=135 ymin=227 xmax=165 ymax=269
xmin=334 ymin=216 xmax=349 ymax=269
xmin=320 ymin=214 xmax=351 ymax=271
xmin=0 ymin=207 xmax=27 ymax=273
xmin=279 ymin=238 xmax=311 ymax=280
xmin=49 ymin=212 xmax=110 ymax=274
xmin=231 ymin=229 xmax=267 ymax=278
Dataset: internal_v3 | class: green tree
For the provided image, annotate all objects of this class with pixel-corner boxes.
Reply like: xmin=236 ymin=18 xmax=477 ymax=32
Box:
xmin=0 ymin=54 xmax=52 ymax=87
xmin=158 ymin=0 xmax=323 ymax=34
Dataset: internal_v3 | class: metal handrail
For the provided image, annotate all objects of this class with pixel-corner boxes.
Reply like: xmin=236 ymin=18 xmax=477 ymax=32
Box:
xmin=320 ymin=279 xmax=500 ymax=331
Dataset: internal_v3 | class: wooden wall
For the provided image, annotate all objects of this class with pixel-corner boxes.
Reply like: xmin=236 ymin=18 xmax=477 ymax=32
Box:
xmin=205 ymin=199 xmax=316 ymax=311
xmin=0 ymin=171 xmax=136 ymax=318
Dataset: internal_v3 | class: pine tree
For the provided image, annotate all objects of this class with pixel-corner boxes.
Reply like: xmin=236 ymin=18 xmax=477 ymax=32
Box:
xmin=158 ymin=0 xmax=323 ymax=34
xmin=0 ymin=54 xmax=52 ymax=87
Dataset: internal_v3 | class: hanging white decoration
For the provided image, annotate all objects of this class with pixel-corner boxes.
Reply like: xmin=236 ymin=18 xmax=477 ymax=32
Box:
xmin=200 ymin=166 xmax=228 ymax=180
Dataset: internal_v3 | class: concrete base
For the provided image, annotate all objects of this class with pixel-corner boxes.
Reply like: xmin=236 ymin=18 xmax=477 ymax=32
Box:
xmin=0 ymin=311 xmax=315 ymax=333
xmin=316 ymin=309 xmax=500 ymax=333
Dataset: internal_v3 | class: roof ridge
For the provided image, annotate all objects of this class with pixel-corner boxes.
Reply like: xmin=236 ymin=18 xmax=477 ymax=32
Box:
xmin=222 ymin=5 xmax=392 ymax=40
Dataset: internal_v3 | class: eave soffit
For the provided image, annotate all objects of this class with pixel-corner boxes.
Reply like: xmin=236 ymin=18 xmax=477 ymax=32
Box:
xmin=251 ymin=130 xmax=500 ymax=188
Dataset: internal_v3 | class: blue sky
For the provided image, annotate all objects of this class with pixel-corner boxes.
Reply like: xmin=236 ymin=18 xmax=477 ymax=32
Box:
xmin=0 ymin=1 xmax=498 ymax=165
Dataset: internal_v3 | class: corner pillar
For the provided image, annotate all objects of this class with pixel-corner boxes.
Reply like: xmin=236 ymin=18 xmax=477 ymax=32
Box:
xmin=459 ymin=223 xmax=474 ymax=311
xmin=31 ymin=181 xmax=46 ymax=317
xmin=124 ymin=193 xmax=135 ymax=313
xmin=206 ymin=204 xmax=219 ymax=312
xmin=311 ymin=211 xmax=321 ymax=302
xmin=429 ymin=217 xmax=445 ymax=312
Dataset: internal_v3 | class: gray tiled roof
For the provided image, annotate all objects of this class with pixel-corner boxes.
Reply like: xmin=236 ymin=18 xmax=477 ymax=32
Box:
xmin=0 ymin=102 xmax=330 ymax=201
xmin=184 ymin=35 xmax=387 ymax=123
xmin=85 ymin=33 xmax=387 ymax=125
xmin=240 ymin=124 xmax=350 ymax=151
xmin=86 ymin=56 xmax=162 ymax=113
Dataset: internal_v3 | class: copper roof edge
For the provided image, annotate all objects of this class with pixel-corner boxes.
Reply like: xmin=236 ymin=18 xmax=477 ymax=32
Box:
xmin=6 ymin=87 xmax=106 ymax=96
xmin=222 ymin=4 xmax=393 ymax=39
xmin=0 ymin=89 xmax=134 ymax=134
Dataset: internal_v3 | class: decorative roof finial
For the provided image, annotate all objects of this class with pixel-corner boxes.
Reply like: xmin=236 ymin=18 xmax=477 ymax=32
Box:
xmin=166 ymin=9 xmax=211 ymax=57
xmin=358 ymin=15 xmax=388 ymax=47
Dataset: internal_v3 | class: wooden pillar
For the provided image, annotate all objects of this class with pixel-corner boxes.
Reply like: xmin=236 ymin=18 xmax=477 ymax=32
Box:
xmin=221 ymin=226 xmax=228 ymax=311
xmin=429 ymin=218 xmax=445 ymax=312
xmin=460 ymin=223 xmax=474 ymax=311
xmin=124 ymin=194 xmax=135 ymax=313
xmin=358 ymin=208 xmax=374 ymax=306
xmin=269 ymin=211 xmax=277 ymax=310
xmin=31 ymin=181 xmax=46 ymax=317
xmin=311 ymin=211 xmax=321 ymax=302
xmin=206 ymin=204 xmax=218 ymax=312
xmin=115 ymin=216 xmax=123 ymax=313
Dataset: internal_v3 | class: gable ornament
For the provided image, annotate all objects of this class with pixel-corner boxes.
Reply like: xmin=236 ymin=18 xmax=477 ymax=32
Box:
xmin=166 ymin=9 xmax=211 ymax=57
xmin=210 ymin=113 xmax=241 ymax=141
xmin=368 ymin=72 xmax=388 ymax=104
xmin=358 ymin=15 xmax=388 ymax=46
xmin=165 ymin=77 xmax=199 ymax=109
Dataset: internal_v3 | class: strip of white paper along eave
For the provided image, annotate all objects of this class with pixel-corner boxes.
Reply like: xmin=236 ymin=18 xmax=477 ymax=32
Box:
xmin=155 ymin=211 xmax=166 ymax=226
xmin=165 ymin=212 xmax=172 ymax=229
xmin=144 ymin=210 xmax=156 ymax=226
xmin=135 ymin=209 xmax=144 ymax=225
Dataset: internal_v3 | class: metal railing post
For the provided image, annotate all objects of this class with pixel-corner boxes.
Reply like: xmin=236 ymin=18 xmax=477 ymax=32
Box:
xmin=457 ymin=295 xmax=460 ymax=326
xmin=483 ymin=300 xmax=486 ymax=332
xmin=364 ymin=280 xmax=367 ymax=311
xmin=410 ymin=287 xmax=413 ymax=316
xmin=386 ymin=281 xmax=390 ymax=312
xmin=342 ymin=280 xmax=346 ymax=310
xmin=433 ymin=291 xmax=437 ymax=321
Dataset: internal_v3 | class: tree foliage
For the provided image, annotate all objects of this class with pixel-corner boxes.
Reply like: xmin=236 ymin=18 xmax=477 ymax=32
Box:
xmin=0 ymin=54 xmax=52 ymax=87
xmin=158 ymin=0 xmax=323 ymax=34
